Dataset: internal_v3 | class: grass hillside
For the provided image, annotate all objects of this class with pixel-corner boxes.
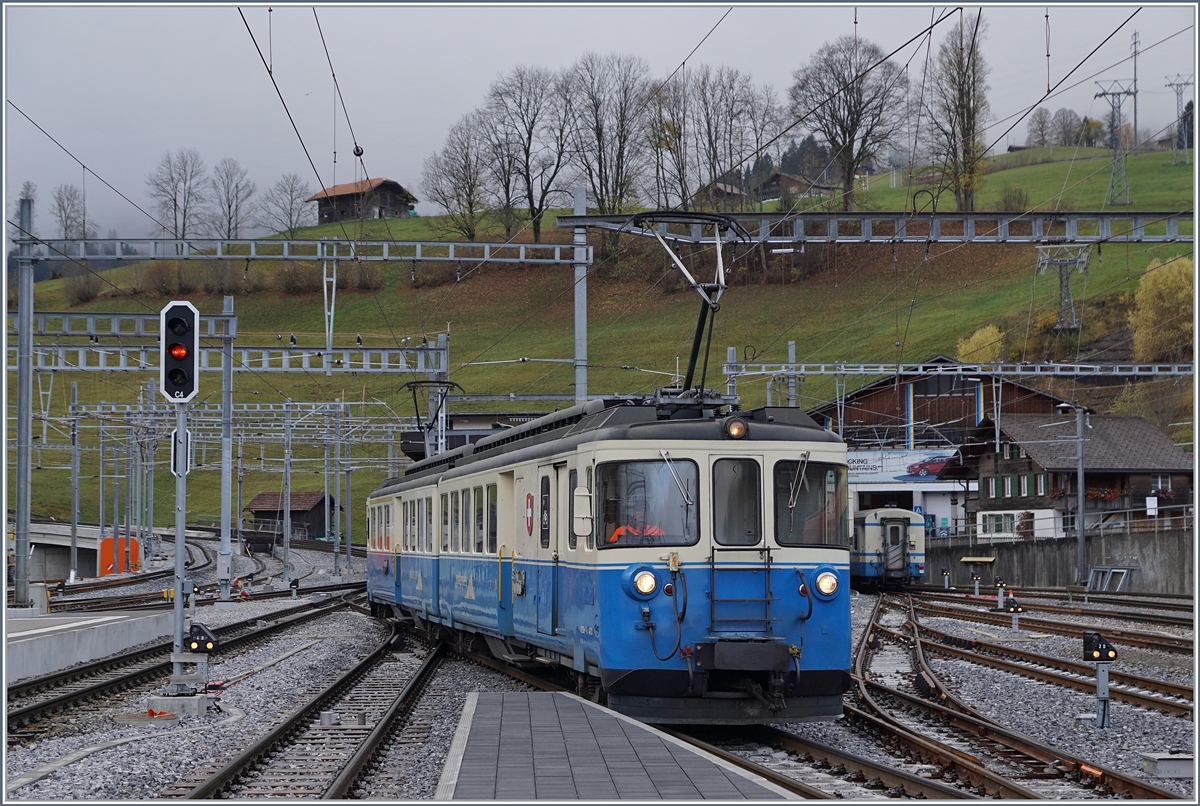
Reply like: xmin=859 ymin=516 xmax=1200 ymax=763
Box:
xmin=8 ymin=149 xmax=1194 ymax=547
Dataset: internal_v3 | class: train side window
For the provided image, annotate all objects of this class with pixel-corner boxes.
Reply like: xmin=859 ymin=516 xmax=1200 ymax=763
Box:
xmin=487 ymin=484 xmax=498 ymax=553
xmin=585 ymin=467 xmax=594 ymax=550
xmin=774 ymin=460 xmax=849 ymax=547
xmin=567 ymin=470 xmax=578 ymax=550
xmin=540 ymin=475 xmax=551 ymax=549
xmin=412 ymin=499 xmax=420 ymax=552
xmin=451 ymin=491 xmax=460 ymax=552
xmin=417 ymin=498 xmax=426 ymax=553
xmin=713 ymin=459 xmax=761 ymax=545
xmin=385 ymin=505 xmax=392 ymax=552
xmin=441 ymin=494 xmax=450 ymax=552
xmin=474 ymin=487 xmax=485 ymax=553
xmin=426 ymin=497 xmax=433 ymax=552
xmin=462 ymin=489 xmax=473 ymax=553
xmin=401 ymin=501 xmax=408 ymax=551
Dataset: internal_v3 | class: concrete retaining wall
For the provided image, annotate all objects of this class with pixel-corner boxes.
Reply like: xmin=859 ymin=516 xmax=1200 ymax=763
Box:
xmin=926 ymin=529 xmax=1193 ymax=593
xmin=5 ymin=611 xmax=173 ymax=680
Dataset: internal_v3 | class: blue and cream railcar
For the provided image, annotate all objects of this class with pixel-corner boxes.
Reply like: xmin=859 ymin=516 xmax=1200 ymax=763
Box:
xmin=366 ymin=398 xmax=853 ymax=724
xmin=849 ymin=507 xmax=926 ymax=587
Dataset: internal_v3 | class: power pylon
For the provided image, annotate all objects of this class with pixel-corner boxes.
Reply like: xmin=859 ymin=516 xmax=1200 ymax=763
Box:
xmin=1095 ymin=80 xmax=1136 ymax=205
xmin=1166 ymin=74 xmax=1193 ymax=165
xmin=1037 ymin=245 xmax=1091 ymax=331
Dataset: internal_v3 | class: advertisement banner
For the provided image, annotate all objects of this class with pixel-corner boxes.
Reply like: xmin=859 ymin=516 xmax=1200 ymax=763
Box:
xmin=847 ymin=449 xmax=958 ymax=483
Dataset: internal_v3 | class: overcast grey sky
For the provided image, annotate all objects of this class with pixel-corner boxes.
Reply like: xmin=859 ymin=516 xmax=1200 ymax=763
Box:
xmin=4 ymin=3 xmax=1195 ymax=239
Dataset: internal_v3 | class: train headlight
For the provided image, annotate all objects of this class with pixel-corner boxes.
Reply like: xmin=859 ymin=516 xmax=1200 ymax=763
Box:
xmin=634 ymin=570 xmax=658 ymax=595
xmin=622 ymin=565 xmax=661 ymax=600
xmin=724 ymin=417 xmax=749 ymax=439
xmin=814 ymin=571 xmax=839 ymax=596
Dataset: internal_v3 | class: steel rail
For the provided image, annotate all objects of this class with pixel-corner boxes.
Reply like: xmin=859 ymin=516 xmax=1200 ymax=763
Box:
xmin=912 ymin=622 xmax=1193 ymax=717
xmin=912 ymin=590 xmax=1194 ymax=628
xmin=913 ymin=601 xmax=1193 ymax=654
xmin=7 ymin=598 xmax=353 ymax=732
xmin=657 ymin=729 xmax=834 ymax=799
xmin=183 ymin=621 xmax=411 ymax=799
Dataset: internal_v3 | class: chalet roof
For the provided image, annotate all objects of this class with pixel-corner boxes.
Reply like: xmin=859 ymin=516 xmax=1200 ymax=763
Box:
xmin=965 ymin=414 xmax=1193 ymax=473
xmin=806 ymin=355 xmax=1069 ymax=416
xmin=244 ymin=491 xmax=335 ymax=513
xmin=306 ymin=178 xmax=413 ymax=202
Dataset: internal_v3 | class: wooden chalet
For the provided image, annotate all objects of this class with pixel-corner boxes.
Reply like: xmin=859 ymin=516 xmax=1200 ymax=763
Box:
xmin=307 ymin=178 xmax=417 ymax=224
xmin=750 ymin=172 xmax=836 ymax=202
xmin=243 ymin=491 xmax=339 ymax=540
xmin=944 ymin=414 xmax=1193 ymax=540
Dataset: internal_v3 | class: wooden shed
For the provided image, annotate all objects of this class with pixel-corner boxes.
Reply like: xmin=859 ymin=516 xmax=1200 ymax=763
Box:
xmin=243 ymin=491 xmax=339 ymax=540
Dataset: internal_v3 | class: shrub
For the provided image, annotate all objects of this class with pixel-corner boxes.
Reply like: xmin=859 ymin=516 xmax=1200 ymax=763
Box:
xmin=63 ymin=269 xmax=101 ymax=306
xmin=1129 ymin=255 xmax=1193 ymax=362
xmin=997 ymin=185 xmax=1029 ymax=211
xmin=353 ymin=261 xmax=383 ymax=291
xmin=275 ymin=261 xmax=323 ymax=294
xmin=956 ymin=324 xmax=1005 ymax=362
xmin=145 ymin=261 xmax=175 ymax=296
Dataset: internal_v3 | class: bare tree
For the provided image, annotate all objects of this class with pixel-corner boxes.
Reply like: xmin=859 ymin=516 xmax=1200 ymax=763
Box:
xmin=569 ymin=52 xmax=650 ymax=216
xmin=1051 ymin=108 xmax=1082 ymax=146
xmin=478 ymin=110 xmax=523 ymax=239
xmin=421 ymin=112 xmax=489 ymax=241
xmin=1024 ymin=107 xmax=1053 ymax=147
xmin=646 ymin=74 xmax=691 ymax=209
xmin=204 ymin=157 xmax=256 ymax=239
xmin=145 ymin=148 xmax=208 ymax=238
xmin=788 ymin=36 xmax=908 ymax=211
xmin=7 ymin=181 xmax=37 ymax=240
xmin=689 ymin=64 xmax=757 ymax=210
xmin=745 ymin=83 xmax=782 ymax=209
xmin=258 ymin=173 xmax=315 ymax=238
xmin=50 ymin=184 xmax=89 ymax=239
xmin=925 ymin=10 xmax=991 ymax=211
xmin=486 ymin=65 xmax=574 ymax=242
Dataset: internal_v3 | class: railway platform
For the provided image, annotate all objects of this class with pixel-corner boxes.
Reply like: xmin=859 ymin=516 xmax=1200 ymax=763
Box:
xmin=4 ymin=610 xmax=172 ymax=681
xmin=436 ymin=691 xmax=796 ymax=800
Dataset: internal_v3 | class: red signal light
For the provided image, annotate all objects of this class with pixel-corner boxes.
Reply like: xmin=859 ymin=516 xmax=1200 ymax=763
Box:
xmin=168 ymin=343 xmax=189 ymax=361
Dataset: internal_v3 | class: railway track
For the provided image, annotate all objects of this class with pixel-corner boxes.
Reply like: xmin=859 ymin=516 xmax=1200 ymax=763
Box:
xmin=161 ymin=628 xmax=440 ymax=798
xmin=6 ymin=595 xmax=359 ymax=745
xmin=909 ymin=584 xmax=1194 ymax=612
xmin=911 ymin=620 xmax=1194 ymax=718
xmin=854 ymin=595 xmax=1182 ymax=799
xmin=913 ymin=589 xmax=1194 ymax=629
xmin=913 ymin=600 xmax=1193 ymax=655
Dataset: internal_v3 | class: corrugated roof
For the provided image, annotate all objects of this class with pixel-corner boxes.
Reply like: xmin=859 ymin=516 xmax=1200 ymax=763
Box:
xmin=244 ymin=491 xmax=334 ymax=513
xmin=306 ymin=178 xmax=390 ymax=202
xmin=990 ymin=414 xmax=1193 ymax=472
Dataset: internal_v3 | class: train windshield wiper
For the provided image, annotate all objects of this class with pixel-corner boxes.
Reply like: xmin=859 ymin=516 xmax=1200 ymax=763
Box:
xmin=788 ymin=451 xmax=811 ymax=509
xmin=659 ymin=450 xmax=694 ymax=506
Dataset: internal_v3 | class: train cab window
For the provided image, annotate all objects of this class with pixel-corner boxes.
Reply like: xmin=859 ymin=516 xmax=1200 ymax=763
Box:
xmin=474 ymin=487 xmax=485 ymax=553
xmin=486 ymin=484 xmax=498 ymax=553
xmin=567 ymin=470 xmax=579 ymax=550
xmin=596 ymin=459 xmax=699 ymax=548
xmin=712 ymin=459 xmax=761 ymax=546
xmin=462 ymin=490 xmax=473 ymax=553
xmin=451 ymin=491 xmax=460 ymax=552
xmin=539 ymin=475 xmax=551 ymax=549
xmin=585 ymin=467 xmax=594 ymax=550
xmin=773 ymin=460 xmax=849 ymax=547
xmin=440 ymin=494 xmax=450 ymax=552
xmin=887 ymin=523 xmax=904 ymax=546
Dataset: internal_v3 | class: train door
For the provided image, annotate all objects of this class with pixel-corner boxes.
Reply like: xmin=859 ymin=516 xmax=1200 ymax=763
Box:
xmin=710 ymin=456 xmax=770 ymax=635
xmin=535 ymin=463 xmax=561 ymax=635
xmin=496 ymin=471 xmax=515 ymax=636
xmin=882 ymin=517 xmax=908 ymax=577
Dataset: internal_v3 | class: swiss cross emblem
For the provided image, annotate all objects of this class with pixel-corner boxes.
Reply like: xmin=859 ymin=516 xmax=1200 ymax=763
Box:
xmin=525 ymin=493 xmax=535 ymax=535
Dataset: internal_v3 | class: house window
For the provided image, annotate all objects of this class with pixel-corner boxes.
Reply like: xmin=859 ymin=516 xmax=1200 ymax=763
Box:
xmin=980 ymin=514 xmax=989 ymax=533
xmin=1019 ymin=475 xmax=1028 ymax=497
xmin=1037 ymin=473 xmax=1047 ymax=496
xmin=1003 ymin=476 xmax=1013 ymax=498
xmin=1063 ymin=513 xmax=1076 ymax=533
xmin=1019 ymin=446 xmax=1027 ymax=458
xmin=1003 ymin=513 xmax=1015 ymax=533
xmin=1151 ymin=474 xmax=1172 ymax=493
xmin=985 ymin=477 xmax=995 ymax=498
xmin=992 ymin=514 xmax=1005 ymax=533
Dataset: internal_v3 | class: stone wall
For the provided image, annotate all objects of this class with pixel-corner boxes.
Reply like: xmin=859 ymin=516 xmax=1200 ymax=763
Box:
xmin=926 ymin=530 xmax=1193 ymax=593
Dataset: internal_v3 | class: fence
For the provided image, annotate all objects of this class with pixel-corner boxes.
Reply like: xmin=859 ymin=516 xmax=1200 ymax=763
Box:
xmin=927 ymin=503 xmax=1193 ymax=549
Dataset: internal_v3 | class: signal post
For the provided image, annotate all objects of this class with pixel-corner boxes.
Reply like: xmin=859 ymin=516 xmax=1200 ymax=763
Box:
xmin=159 ymin=301 xmax=202 ymax=698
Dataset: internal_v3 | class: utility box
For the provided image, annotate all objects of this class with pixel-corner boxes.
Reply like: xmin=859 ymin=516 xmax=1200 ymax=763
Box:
xmin=1139 ymin=753 xmax=1193 ymax=778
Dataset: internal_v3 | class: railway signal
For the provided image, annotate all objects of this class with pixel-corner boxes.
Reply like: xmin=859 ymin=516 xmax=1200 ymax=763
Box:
xmin=1082 ymin=632 xmax=1118 ymax=728
xmin=187 ymin=623 xmax=219 ymax=653
xmin=159 ymin=301 xmax=199 ymax=403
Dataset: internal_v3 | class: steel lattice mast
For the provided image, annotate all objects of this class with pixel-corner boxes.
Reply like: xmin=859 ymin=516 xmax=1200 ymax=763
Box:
xmin=1095 ymin=80 xmax=1136 ymax=205
xmin=1165 ymin=74 xmax=1194 ymax=165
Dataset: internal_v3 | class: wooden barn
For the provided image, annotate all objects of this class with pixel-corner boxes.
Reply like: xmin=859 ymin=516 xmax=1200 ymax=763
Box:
xmin=243 ymin=491 xmax=339 ymax=540
xmin=307 ymin=178 xmax=417 ymax=224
